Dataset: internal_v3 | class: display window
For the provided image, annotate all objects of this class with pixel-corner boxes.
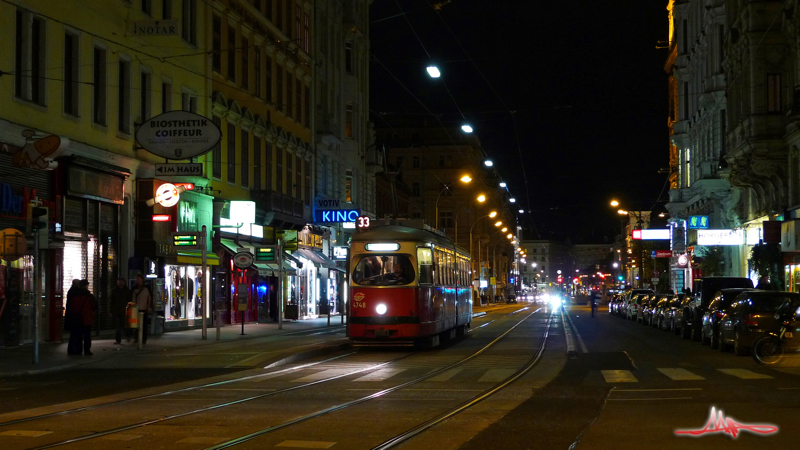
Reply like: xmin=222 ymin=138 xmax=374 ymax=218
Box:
xmin=165 ymin=264 xmax=206 ymax=321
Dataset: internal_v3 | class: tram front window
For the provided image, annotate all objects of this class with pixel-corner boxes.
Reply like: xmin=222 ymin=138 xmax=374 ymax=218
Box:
xmin=353 ymin=255 xmax=416 ymax=286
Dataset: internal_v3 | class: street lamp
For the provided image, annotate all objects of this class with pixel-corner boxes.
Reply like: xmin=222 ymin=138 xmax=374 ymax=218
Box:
xmin=435 ymin=175 xmax=472 ymax=230
xmin=484 ymin=160 xmax=493 ymax=167
xmin=499 ymin=182 xmax=507 ymax=188
xmin=469 ymin=213 xmax=500 ymax=296
xmin=506 ymin=233 xmax=513 ymax=239
xmin=462 ymin=124 xmax=473 ymax=133
xmin=501 ymin=227 xmax=508 ymax=232
xmin=489 ymin=211 xmax=497 ymax=218
xmin=477 ymin=194 xmax=486 ymax=203
xmin=426 ymin=65 xmax=441 ymax=78
xmin=494 ymin=221 xmax=503 ymax=227
xmin=509 ymin=198 xmax=516 ymax=203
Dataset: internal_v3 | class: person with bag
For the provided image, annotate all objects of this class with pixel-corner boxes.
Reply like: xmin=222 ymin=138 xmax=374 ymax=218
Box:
xmin=109 ymin=277 xmax=131 ymax=344
xmin=132 ymin=274 xmax=153 ymax=345
xmin=68 ymin=280 xmax=96 ymax=355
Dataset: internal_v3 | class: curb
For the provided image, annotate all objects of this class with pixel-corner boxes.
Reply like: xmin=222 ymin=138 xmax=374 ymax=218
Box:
xmin=263 ymin=341 xmax=353 ymax=369
xmin=560 ymin=308 xmax=578 ymax=357
xmin=472 ymin=312 xmax=487 ymax=318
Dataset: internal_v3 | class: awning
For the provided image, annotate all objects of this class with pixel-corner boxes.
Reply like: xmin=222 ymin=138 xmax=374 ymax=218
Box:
xmin=176 ymin=251 xmax=220 ymax=266
xmin=220 ymin=239 xmax=301 ymax=273
xmin=293 ymin=248 xmax=342 ymax=271
xmin=220 ymin=238 xmax=245 ymax=254
xmin=253 ymin=260 xmax=297 ymax=276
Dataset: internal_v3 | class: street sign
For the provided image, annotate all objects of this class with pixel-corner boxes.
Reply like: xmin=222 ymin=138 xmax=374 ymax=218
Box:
xmin=688 ymin=215 xmax=709 ymax=229
xmin=237 ymin=284 xmax=248 ymax=311
xmin=233 ymin=250 xmax=254 ymax=268
xmin=652 ymin=250 xmax=673 ymax=258
xmin=255 ymin=247 xmax=275 ymax=262
xmin=172 ymin=232 xmax=200 ymax=249
xmin=490 ymin=277 xmax=496 ymax=286
xmin=155 ymin=163 xmax=203 ymax=176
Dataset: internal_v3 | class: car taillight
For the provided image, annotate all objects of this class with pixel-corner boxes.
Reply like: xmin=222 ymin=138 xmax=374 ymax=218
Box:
xmin=715 ymin=311 xmax=725 ymax=319
xmin=744 ymin=315 xmax=758 ymax=327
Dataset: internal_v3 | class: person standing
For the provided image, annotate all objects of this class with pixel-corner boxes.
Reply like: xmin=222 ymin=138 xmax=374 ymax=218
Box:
xmin=110 ymin=277 xmax=131 ymax=344
xmin=132 ymin=274 xmax=153 ymax=345
xmin=65 ymin=279 xmax=81 ymax=354
xmin=68 ymin=280 xmax=95 ymax=355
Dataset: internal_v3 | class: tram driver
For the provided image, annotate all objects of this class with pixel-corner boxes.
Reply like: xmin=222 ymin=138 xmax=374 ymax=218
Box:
xmin=387 ymin=263 xmax=407 ymax=284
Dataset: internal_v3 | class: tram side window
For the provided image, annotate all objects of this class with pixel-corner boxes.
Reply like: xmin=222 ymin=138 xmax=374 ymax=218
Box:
xmin=434 ymin=249 xmax=442 ymax=285
xmin=352 ymin=254 xmax=416 ymax=286
xmin=417 ymin=248 xmax=433 ymax=285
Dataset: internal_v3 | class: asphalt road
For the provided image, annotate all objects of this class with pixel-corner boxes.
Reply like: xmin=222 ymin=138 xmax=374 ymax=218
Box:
xmin=1 ymin=302 xmax=797 ymax=450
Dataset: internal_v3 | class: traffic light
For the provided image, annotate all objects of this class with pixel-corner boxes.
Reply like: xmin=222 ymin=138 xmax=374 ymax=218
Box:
xmin=172 ymin=232 xmax=200 ymax=249
xmin=26 ymin=204 xmax=49 ymax=249
xmin=617 ymin=275 xmax=624 ymax=281
xmin=255 ymin=247 xmax=275 ymax=262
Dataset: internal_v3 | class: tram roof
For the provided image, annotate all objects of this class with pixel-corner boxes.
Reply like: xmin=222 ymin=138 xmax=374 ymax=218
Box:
xmin=352 ymin=225 xmax=469 ymax=255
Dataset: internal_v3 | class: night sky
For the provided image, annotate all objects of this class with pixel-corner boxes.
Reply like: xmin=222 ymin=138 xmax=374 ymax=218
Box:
xmin=369 ymin=0 xmax=670 ymax=243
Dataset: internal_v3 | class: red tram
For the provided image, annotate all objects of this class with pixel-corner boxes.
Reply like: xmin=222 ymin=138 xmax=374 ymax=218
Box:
xmin=347 ymin=224 xmax=473 ymax=346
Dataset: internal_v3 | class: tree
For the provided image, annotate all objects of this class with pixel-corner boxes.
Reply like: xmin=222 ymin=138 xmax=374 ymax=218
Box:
xmin=697 ymin=246 xmax=725 ymax=277
xmin=749 ymin=242 xmax=783 ymax=289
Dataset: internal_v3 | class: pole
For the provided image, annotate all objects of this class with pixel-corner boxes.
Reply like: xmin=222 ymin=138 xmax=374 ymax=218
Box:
xmin=278 ymin=239 xmax=283 ymax=330
xmin=137 ymin=312 xmax=144 ymax=350
xmin=201 ymin=225 xmax=207 ymax=340
xmin=241 ymin=310 xmax=245 ymax=335
xmin=33 ymin=218 xmax=40 ymax=364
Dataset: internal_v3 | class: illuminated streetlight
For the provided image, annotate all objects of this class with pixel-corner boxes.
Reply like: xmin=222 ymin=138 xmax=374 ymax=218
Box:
xmin=501 ymin=227 xmax=508 ymax=232
xmin=618 ymin=209 xmax=628 ymax=215
xmin=477 ymin=194 xmax=486 ymax=203
xmin=507 ymin=233 xmax=513 ymax=239
xmin=460 ymin=174 xmax=473 ymax=183
xmin=462 ymin=124 xmax=473 ymax=133
xmin=509 ymin=198 xmax=516 ymax=203
xmin=518 ymin=209 xmax=524 ymax=213
xmin=557 ymin=270 xmax=562 ymax=274
xmin=426 ymin=65 xmax=441 ymax=78
xmin=499 ymin=182 xmax=507 ymax=188
xmin=610 ymin=200 xmax=619 ymax=207
xmin=484 ymin=160 xmax=493 ymax=167
xmin=612 ymin=262 xmax=619 ymax=268
xmin=489 ymin=211 xmax=498 ymax=218
xmin=494 ymin=221 xmax=503 ymax=227
xmin=532 ymin=262 xmax=538 ymax=268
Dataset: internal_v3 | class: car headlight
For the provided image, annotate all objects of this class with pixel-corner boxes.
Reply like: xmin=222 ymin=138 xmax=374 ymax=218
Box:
xmin=376 ymin=303 xmax=387 ymax=315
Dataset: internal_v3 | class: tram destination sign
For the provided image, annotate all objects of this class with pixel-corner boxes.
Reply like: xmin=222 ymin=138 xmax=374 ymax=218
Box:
xmin=136 ymin=111 xmax=222 ymax=160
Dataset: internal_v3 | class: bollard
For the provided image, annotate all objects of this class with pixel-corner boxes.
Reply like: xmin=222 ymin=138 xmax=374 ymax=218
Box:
xmin=137 ymin=312 xmax=144 ymax=350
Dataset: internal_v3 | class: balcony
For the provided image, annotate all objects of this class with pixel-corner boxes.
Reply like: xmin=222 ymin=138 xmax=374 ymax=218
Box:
xmin=250 ymin=189 xmax=310 ymax=230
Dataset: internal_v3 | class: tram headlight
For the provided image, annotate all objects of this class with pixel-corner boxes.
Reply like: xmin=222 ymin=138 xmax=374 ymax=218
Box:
xmin=376 ymin=303 xmax=388 ymax=315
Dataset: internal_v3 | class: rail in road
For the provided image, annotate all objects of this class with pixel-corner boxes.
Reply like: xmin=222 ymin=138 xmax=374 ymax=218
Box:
xmin=0 ymin=305 xmax=549 ymax=450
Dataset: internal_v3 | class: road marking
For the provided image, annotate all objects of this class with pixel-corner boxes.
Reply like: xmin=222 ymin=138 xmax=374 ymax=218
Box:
xmin=176 ymin=437 xmax=231 ymax=444
xmin=201 ymin=388 xmax=277 ymax=392
xmin=276 ymin=441 xmax=337 ymax=449
xmin=608 ymin=397 xmax=693 ymax=401
xmin=601 ymin=370 xmax=638 ymax=383
xmin=615 ymin=388 xmax=702 ymax=392
xmin=291 ymin=369 xmax=353 ymax=382
xmin=0 ymin=430 xmax=53 ymax=437
xmin=478 ymin=369 xmax=517 ymax=382
xmin=657 ymin=368 xmax=705 ymax=381
xmin=346 ymin=389 xmax=483 ymax=392
xmin=352 ymin=368 xmax=407 ymax=382
xmin=426 ymin=368 xmax=463 ymax=382
xmin=717 ymin=368 xmax=773 ymax=379
xmin=98 ymin=434 xmax=143 ymax=441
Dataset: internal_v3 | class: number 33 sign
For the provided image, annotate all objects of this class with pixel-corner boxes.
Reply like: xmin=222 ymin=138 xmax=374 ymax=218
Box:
xmin=356 ymin=216 xmax=371 ymax=229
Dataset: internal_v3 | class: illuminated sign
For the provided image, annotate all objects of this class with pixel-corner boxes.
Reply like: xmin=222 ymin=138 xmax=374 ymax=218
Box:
xmin=255 ymin=247 xmax=275 ymax=262
xmin=365 ymin=243 xmax=400 ymax=252
xmin=697 ymin=229 xmax=744 ymax=246
xmin=135 ymin=110 xmax=222 ymax=159
xmin=155 ymin=183 xmax=181 ymax=207
xmin=220 ymin=201 xmax=262 ymax=238
xmin=356 ymin=216 xmax=370 ymax=229
xmin=152 ymin=214 xmax=171 ymax=222
xmin=632 ymin=229 xmax=670 ymax=240
xmin=172 ymin=232 xmax=200 ymax=248
xmin=651 ymin=250 xmax=673 ymax=258
xmin=314 ymin=209 xmax=360 ymax=223
xmin=688 ymin=215 xmax=709 ymax=229
xmin=333 ymin=246 xmax=348 ymax=259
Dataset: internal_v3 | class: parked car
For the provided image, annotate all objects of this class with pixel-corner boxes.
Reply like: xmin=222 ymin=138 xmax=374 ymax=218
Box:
xmin=640 ymin=294 xmax=660 ymax=325
xmin=620 ymin=289 xmax=654 ymax=320
xmin=682 ymin=277 xmax=754 ymax=341
xmin=627 ymin=293 xmax=648 ymax=321
xmin=701 ymin=288 xmax=753 ymax=348
xmin=652 ymin=294 xmax=672 ymax=328
xmin=718 ymin=291 xmax=800 ymax=355
xmin=663 ymin=294 xmax=685 ymax=332
xmin=610 ymin=294 xmax=624 ymax=315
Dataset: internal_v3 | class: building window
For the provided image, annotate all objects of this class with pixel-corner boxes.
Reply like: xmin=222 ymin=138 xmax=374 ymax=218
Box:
xmin=286 ymin=151 xmax=293 ymax=196
xmin=212 ymin=15 xmax=221 ymax=72
xmin=161 ymin=80 xmax=172 ymax=112
xmin=304 ymin=85 xmax=310 ymax=126
xmin=277 ymin=65 xmax=284 ymax=111
xmin=682 ymin=82 xmax=689 ymax=119
xmin=412 ymin=156 xmax=420 ymax=168
xmin=254 ymin=47 xmax=261 ymax=98
xmin=92 ymin=46 xmax=107 ymax=126
xmin=15 ymin=10 xmax=47 ymax=105
xmin=265 ymin=141 xmax=273 ymax=190
xmin=241 ymin=37 xmax=249 ymax=91
xmin=720 ymin=109 xmax=727 ymax=155
xmin=287 ymin=71 xmax=293 ymax=117
xmin=162 ymin=0 xmax=172 ymax=19
xmin=181 ymin=0 xmax=197 ymax=45
xmin=412 ymin=182 xmax=420 ymax=196
xmin=438 ymin=211 xmax=453 ymax=229
xmin=295 ymin=77 xmax=301 ymax=122
xmin=265 ymin=56 xmax=273 ymax=102
xmin=276 ymin=148 xmax=284 ymax=193
xmin=253 ymin=138 xmax=261 ymax=190
xmin=768 ymin=74 xmax=781 ymax=113
xmin=304 ymin=13 xmax=310 ymax=53
xmin=276 ymin=0 xmax=283 ymax=32
xmin=345 ymin=104 xmax=353 ymax=138
xmin=227 ymin=123 xmax=236 ymax=183
xmin=140 ymin=70 xmax=151 ymax=121
xmin=181 ymin=91 xmax=197 ymax=113
xmin=241 ymin=129 xmax=249 ymax=187
xmin=685 ymin=148 xmax=691 ymax=187
xmin=285 ymin=0 xmax=291 ymax=32
xmin=345 ymin=42 xmax=353 ymax=74
xmin=228 ymin=27 xmax=236 ymax=82
xmin=345 ymin=170 xmax=353 ymax=203
xmin=254 ymin=0 xmax=261 ymax=13
xmin=396 ymin=156 xmax=403 ymax=168
xmin=439 ymin=155 xmax=445 ymax=167
xmin=212 ymin=116 xmax=222 ymax=179
xmin=295 ymin=4 xmax=301 ymax=40
xmin=142 ymin=0 xmax=152 ymax=15
xmin=681 ymin=19 xmax=687 ymax=54
xmin=305 ymin=160 xmax=312 ymax=206
xmin=265 ymin=0 xmax=273 ymax=21
xmin=63 ymin=31 xmax=79 ymax=116
xmin=118 ymin=59 xmax=131 ymax=134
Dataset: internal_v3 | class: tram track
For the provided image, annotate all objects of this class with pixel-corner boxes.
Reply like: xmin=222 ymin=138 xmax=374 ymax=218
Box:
xmin=0 ymin=306 xmax=527 ymax=450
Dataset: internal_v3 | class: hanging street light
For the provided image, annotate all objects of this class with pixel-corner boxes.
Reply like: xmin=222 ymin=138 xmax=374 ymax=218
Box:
xmin=484 ymin=160 xmax=493 ymax=167
xmin=426 ymin=65 xmax=441 ymax=78
xmin=461 ymin=124 xmax=473 ymax=133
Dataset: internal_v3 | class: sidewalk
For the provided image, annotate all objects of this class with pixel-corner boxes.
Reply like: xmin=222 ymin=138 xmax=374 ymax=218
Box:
xmin=0 ymin=316 xmax=347 ymax=377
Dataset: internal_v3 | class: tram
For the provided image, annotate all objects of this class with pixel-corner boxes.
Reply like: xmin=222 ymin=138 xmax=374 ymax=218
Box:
xmin=347 ymin=224 xmax=473 ymax=347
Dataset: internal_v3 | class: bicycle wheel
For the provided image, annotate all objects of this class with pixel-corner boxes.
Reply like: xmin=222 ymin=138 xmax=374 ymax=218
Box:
xmin=753 ymin=336 xmax=785 ymax=365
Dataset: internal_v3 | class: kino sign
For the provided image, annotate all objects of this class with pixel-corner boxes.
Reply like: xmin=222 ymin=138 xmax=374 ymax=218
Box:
xmin=314 ymin=209 xmax=360 ymax=223
xmin=136 ymin=111 xmax=221 ymax=159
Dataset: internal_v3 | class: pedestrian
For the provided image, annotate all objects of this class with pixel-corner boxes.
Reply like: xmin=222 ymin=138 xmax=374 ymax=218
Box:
xmin=67 ymin=280 xmax=95 ymax=355
xmin=132 ymin=273 xmax=153 ymax=345
xmin=590 ymin=290 xmax=600 ymax=318
xmin=65 ymin=279 xmax=81 ymax=354
xmin=755 ymin=276 xmax=775 ymax=290
xmin=110 ymin=277 xmax=131 ymax=344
